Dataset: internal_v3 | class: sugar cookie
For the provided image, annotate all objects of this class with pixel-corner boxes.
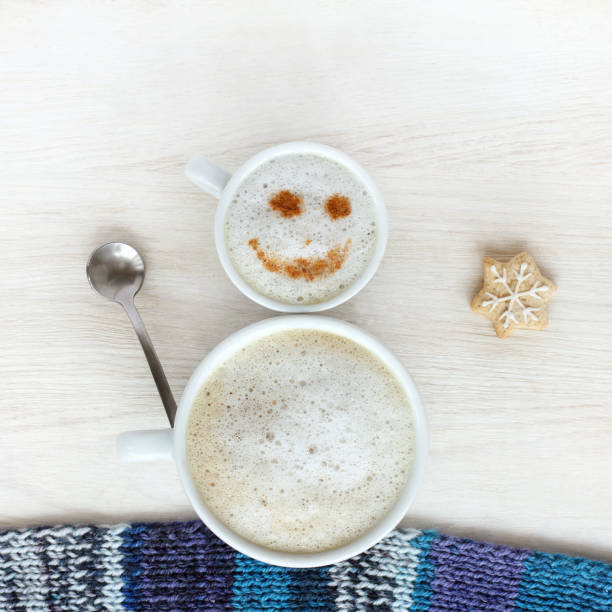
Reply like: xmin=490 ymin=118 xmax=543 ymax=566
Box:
xmin=471 ymin=252 xmax=557 ymax=338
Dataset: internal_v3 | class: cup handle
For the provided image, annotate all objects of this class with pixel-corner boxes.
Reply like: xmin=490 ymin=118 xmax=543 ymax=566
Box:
xmin=117 ymin=429 xmax=174 ymax=462
xmin=185 ymin=154 xmax=232 ymax=199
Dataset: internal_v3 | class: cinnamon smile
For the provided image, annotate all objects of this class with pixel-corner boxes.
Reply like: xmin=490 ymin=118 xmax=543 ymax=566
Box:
xmin=248 ymin=237 xmax=351 ymax=282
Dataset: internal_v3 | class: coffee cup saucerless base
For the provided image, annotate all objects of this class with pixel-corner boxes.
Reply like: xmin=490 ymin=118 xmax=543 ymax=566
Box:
xmin=118 ymin=315 xmax=427 ymax=568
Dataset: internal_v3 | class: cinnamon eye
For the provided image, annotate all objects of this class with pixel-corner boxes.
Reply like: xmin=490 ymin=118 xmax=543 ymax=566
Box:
xmin=325 ymin=194 xmax=351 ymax=220
xmin=269 ymin=190 xmax=302 ymax=218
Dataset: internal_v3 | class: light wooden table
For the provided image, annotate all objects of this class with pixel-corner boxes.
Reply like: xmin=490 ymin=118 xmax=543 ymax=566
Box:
xmin=1 ymin=1 xmax=610 ymax=561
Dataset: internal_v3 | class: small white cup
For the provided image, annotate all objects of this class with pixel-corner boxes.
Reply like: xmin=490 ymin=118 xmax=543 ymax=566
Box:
xmin=118 ymin=315 xmax=427 ymax=568
xmin=185 ymin=142 xmax=388 ymax=312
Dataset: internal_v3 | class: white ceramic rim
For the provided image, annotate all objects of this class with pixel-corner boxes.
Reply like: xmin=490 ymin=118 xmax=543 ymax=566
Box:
xmin=214 ymin=142 xmax=388 ymax=312
xmin=173 ymin=315 xmax=428 ymax=567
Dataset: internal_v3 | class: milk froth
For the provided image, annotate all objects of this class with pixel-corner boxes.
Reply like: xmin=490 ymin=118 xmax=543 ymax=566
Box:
xmin=186 ymin=329 xmax=414 ymax=553
xmin=224 ymin=153 xmax=378 ymax=305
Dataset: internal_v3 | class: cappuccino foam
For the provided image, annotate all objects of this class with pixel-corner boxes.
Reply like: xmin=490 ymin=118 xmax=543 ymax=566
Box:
xmin=186 ymin=329 xmax=414 ymax=553
xmin=224 ymin=153 xmax=378 ymax=305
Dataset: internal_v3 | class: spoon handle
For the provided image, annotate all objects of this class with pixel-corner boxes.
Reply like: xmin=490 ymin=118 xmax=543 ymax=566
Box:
xmin=122 ymin=301 xmax=177 ymax=427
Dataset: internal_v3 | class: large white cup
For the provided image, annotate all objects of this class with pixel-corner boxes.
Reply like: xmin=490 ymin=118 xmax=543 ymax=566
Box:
xmin=118 ymin=315 xmax=427 ymax=568
xmin=185 ymin=142 xmax=388 ymax=312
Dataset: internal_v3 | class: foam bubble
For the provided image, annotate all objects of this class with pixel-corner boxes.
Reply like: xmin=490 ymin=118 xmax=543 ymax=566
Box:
xmin=186 ymin=329 xmax=414 ymax=553
xmin=224 ymin=153 xmax=378 ymax=305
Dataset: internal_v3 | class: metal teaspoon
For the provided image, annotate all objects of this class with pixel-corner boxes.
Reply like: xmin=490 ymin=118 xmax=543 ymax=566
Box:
xmin=86 ymin=242 xmax=177 ymax=426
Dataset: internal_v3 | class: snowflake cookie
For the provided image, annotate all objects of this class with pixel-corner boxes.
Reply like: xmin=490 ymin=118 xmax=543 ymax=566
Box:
xmin=471 ymin=252 xmax=557 ymax=338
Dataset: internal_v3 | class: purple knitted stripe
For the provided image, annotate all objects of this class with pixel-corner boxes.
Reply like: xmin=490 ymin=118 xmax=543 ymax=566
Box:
xmin=428 ymin=534 xmax=530 ymax=611
xmin=135 ymin=520 xmax=235 ymax=611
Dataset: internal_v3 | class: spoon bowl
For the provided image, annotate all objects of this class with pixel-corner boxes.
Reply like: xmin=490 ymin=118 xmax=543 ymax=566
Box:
xmin=87 ymin=242 xmax=145 ymax=303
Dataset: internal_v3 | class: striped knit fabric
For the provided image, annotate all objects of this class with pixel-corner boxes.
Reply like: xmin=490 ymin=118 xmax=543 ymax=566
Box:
xmin=0 ymin=521 xmax=610 ymax=611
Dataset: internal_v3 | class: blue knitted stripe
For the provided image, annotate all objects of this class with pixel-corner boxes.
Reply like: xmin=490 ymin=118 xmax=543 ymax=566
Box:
xmin=287 ymin=566 xmax=335 ymax=610
xmin=119 ymin=524 xmax=146 ymax=611
xmin=409 ymin=530 xmax=438 ymax=611
xmin=514 ymin=550 xmax=612 ymax=611
xmin=232 ymin=553 xmax=292 ymax=610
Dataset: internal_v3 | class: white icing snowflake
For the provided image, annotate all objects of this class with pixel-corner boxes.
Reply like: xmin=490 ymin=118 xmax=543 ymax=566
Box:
xmin=482 ymin=262 xmax=549 ymax=329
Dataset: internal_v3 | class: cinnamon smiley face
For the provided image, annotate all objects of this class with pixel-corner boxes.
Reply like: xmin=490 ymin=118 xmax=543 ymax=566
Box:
xmin=224 ymin=152 xmax=378 ymax=305
xmin=248 ymin=190 xmax=353 ymax=282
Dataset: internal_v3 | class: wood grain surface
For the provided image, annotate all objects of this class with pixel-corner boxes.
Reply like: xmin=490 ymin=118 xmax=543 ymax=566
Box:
xmin=1 ymin=1 xmax=610 ymax=561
